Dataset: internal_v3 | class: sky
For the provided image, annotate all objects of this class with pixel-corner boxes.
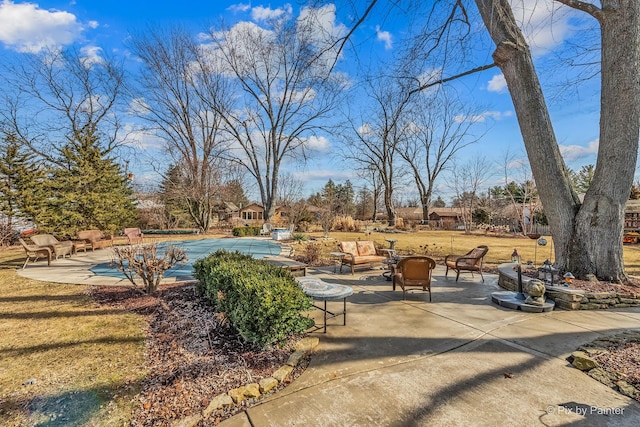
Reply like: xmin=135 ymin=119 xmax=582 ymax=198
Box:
xmin=0 ymin=0 xmax=604 ymax=204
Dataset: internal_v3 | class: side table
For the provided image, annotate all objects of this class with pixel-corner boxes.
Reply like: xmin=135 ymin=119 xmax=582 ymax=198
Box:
xmin=329 ymin=252 xmax=346 ymax=273
xmin=296 ymin=277 xmax=353 ymax=333
xmin=72 ymin=240 xmax=88 ymax=254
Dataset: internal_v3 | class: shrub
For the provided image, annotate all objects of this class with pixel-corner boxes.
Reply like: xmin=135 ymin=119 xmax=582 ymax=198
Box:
xmin=232 ymin=226 xmax=261 ymax=237
xmin=298 ymin=242 xmax=322 ymax=264
xmin=112 ymin=243 xmax=187 ymax=294
xmin=193 ymin=250 xmax=313 ymax=347
xmin=292 ymin=233 xmax=308 ymax=242
xmin=333 ymin=215 xmax=356 ymax=231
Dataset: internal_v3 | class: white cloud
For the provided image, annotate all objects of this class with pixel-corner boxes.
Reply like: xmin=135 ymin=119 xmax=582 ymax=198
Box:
xmin=487 ymin=74 xmax=507 ymax=93
xmin=304 ymin=135 xmax=331 ymax=151
xmin=87 ymin=20 xmax=99 ymax=29
xmin=376 ymin=25 xmax=392 ymax=50
xmin=80 ymin=45 xmax=103 ymax=66
xmin=559 ymin=138 xmax=599 ymax=161
xmin=251 ymin=4 xmax=293 ymax=22
xmin=227 ymin=3 xmax=250 ymax=13
xmin=122 ymin=123 xmax=162 ymax=150
xmin=509 ymin=0 xmax=575 ymax=56
xmin=0 ymin=0 xmax=84 ymax=53
xmin=454 ymin=110 xmax=513 ymax=123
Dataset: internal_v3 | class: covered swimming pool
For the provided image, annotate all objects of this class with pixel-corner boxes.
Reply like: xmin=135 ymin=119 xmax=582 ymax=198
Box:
xmin=91 ymin=238 xmax=283 ymax=280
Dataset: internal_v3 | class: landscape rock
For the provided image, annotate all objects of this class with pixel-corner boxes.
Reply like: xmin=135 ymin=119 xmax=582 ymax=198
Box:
xmin=570 ymin=351 xmax=598 ymax=371
xmin=272 ymin=365 xmax=294 ymax=383
xmin=295 ymin=336 xmax=319 ymax=353
xmin=259 ymin=377 xmax=279 ymax=394
xmin=615 ymin=380 xmax=638 ymax=399
xmin=203 ymin=394 xmax=234 ymax=418
xmin=287 ymin=350 xmax=306 ymax=367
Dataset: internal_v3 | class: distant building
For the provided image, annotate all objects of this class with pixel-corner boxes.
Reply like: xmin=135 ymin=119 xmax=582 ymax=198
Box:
xmin=625 ymin=200 xmax=640 ymax=230
xmin=239 ymin=203 xmax=290 ymax=224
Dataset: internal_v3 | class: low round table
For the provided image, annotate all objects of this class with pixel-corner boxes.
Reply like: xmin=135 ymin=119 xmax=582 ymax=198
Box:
xmin=296 ymin=277 xmax=353 ymax=333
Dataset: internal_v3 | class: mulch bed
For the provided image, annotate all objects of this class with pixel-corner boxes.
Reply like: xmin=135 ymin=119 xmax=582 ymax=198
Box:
xmin=88 ymin=282 xmax=308 ymax=426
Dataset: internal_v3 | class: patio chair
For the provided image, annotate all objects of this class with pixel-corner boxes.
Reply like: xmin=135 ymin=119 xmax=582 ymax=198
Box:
xmin=30 ymin=234 xmax=74 ymax=259
xmin=392 ymin=256 xmax=436 ymax=300
xmin=445 ymin=245 xmax=489 ymax=282
xmin=260 ymin=223 xmax=272 ymax=236
xmin=18 ymin=238 xmax=52 ymax=269
xmin=124 ymin=227 xmax=144 ymax=244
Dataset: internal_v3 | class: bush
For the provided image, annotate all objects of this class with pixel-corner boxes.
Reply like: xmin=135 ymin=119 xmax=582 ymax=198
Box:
xmin=232 ymin=226 xmax=261 ymax=237
xmin=292 ymin=233 xmax=308 ymax=242
xmin=193 ymin=250 xmax=313 ymax=348
xmin=298 ymin=242 xmax=322 ymax=264
xmin=333 ymin=215 xmax=356 ymax=231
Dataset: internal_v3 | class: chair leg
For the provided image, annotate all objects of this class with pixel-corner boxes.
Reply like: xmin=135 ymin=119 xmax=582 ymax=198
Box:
xmin=456 ymin=270 xmax=460 ymax=281
xmin=22 ymin=256 xmax=30 ymax=270
xmin=445 ymin=265 xmax=449 ymax=277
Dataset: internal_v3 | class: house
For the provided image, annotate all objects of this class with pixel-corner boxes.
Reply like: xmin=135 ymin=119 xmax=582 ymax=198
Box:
xmin=239 ymin=203 xmax=290 ymax=225
xmin=625 ymin=200 xmax=640 ymax=231
xmin=395 ymin=207 xmax=423 ymax=221
xmin=428 ymin=208 xmax=463 ymax=228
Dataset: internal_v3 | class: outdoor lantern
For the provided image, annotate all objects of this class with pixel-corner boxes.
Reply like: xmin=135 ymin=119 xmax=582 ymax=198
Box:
xmin=538 ymin=259 xmax=558 ymax=285
xmin=511 ymin=248 xmax=521 ymax=264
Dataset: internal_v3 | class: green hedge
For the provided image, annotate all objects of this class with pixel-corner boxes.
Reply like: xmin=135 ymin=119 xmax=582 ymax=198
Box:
xmin=232 ymin=226 xmax=261 ymax=237
xmin=193 ymin=250 xmax=313 ymax=347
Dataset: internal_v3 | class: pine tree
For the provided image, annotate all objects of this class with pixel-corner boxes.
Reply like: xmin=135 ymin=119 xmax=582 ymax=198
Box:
xmin=42 ymin=125 xmax=137 ymax=237
xmin=0 ymin=132 xmax=45 ymax=233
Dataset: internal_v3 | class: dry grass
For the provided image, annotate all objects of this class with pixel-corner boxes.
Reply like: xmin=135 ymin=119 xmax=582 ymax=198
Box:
xmin=0 ymin=249 xmax=147 ymax=426
xmin=297 ymin=229 xmax=640 ymax=276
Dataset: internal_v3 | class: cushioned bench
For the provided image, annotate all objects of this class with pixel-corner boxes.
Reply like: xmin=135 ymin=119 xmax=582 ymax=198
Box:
xmin=337 ymin=241 xmax=387 ymax=274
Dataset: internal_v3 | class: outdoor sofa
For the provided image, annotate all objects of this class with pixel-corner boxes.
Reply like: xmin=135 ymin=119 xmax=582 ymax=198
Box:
xmin=338 ymin=240 xmax=387 ymax=274
xmin=76 ymin=229 xmax=114 ymax=251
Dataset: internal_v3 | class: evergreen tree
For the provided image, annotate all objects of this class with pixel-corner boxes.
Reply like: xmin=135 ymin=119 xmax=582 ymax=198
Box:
xmin=0 ymin=132 xmax=45 ymax=232
xmin=433 ymin=196 xmax=446 ymax=208
xmin=42 ymin=125 xmax=137 ymax=237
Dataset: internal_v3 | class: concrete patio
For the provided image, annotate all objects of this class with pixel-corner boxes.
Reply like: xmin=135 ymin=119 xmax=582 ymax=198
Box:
xmin=221 ymin=265 xmax=640 ymax=426
xmin=16 ymin=250 xmax=640 ymax=426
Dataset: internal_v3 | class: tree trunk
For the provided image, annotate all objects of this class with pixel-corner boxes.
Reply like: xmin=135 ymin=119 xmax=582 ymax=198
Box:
xmin=568 ymin=1 xmax=640 ymax=281
xmin=474 ymin=0 xmax=639 ymax=281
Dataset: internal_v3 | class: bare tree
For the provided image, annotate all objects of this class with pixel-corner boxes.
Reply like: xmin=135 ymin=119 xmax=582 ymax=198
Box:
xmin=449 ymin=156 xmax=492 ymax=233
xmin=0 ymin=47 xmax=127 ymax=163
xmin=499 ymin=151 xmax=541 ymax=235
xmin=344 ymin=76 xmax=415 ymax=226
xmin=204 ymin=6 xmax=347 ymax=220
xmin=475 ymin=0 xmax=640 ymax=281
xmin=129 ymin=26 xmax=232 ymax=232
xmin=397 ymin=89 xmax=482 ymax=222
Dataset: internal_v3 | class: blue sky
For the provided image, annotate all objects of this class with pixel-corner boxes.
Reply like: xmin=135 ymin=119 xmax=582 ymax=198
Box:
xmin=0 ymin=1 xmax=603 ymax=203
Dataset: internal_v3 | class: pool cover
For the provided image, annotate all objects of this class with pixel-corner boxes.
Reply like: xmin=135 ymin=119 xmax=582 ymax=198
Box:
xmin=91 ymin=238 xmax=282 ymax=280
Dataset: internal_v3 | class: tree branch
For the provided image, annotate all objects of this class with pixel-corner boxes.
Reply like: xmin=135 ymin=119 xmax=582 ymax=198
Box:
xmin=554 ymin=0 xmax=603 ymax=22
xmin=410 ymin=62 xmax=497 ymax=95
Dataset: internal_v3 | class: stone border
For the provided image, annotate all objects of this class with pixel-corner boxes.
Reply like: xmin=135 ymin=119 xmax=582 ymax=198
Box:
xmin=171 ymin=336 xmax=320 ymax=427
xmin=567 ymin=331 xmax=640 ymax=400
xmin=497 ymin=263 xmax=640 ymax=310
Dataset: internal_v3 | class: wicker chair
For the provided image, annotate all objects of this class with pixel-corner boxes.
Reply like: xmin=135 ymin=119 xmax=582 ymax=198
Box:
xmin=30 ymin=234 xmax=74 ymax=259
xmin=392 ymin=256 xmax=436 ymax=300
xmin=18 ymin=238 xmax=52 ymax=269
xmin=444 ymin=245 xmax=489 ymax=282
xmin=124 ymin=227 xmax=144 ymax=244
